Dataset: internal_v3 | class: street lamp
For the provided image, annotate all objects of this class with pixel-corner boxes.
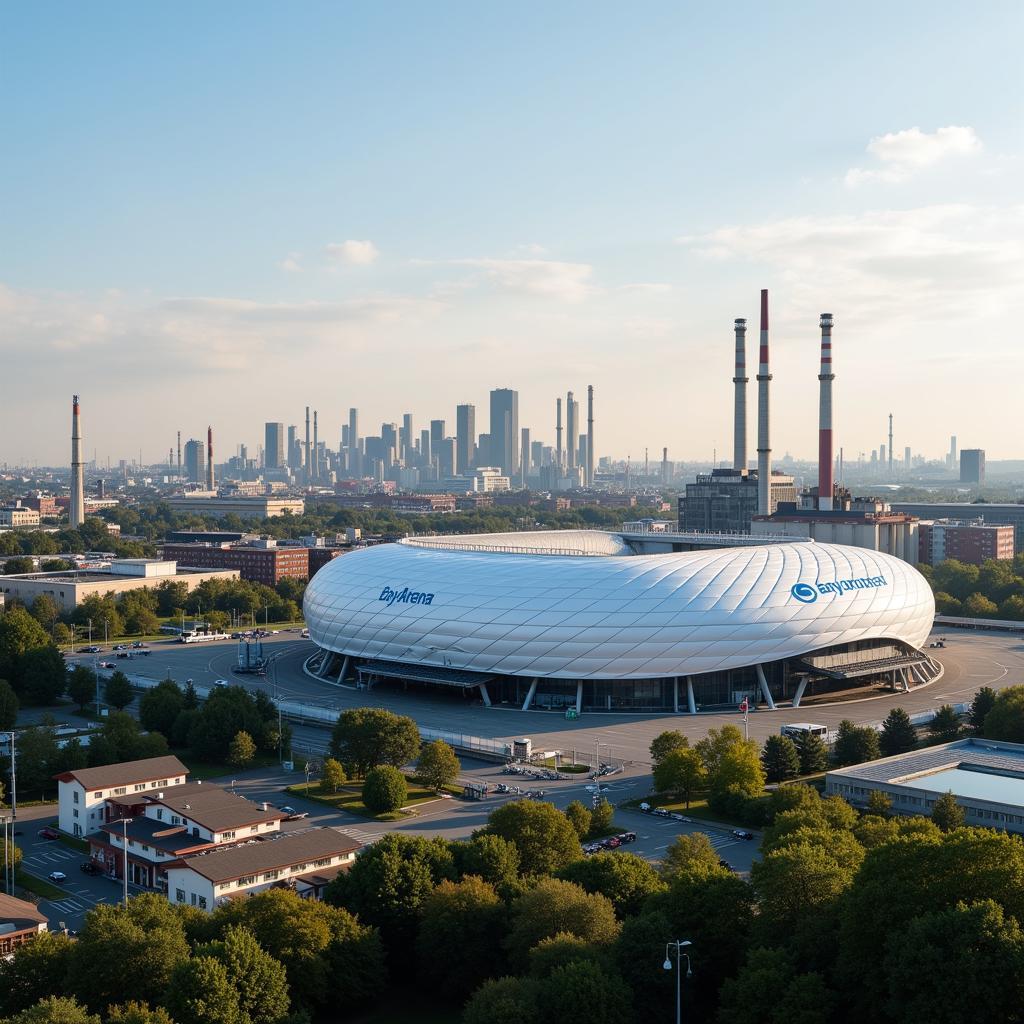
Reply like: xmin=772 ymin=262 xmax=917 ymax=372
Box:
xmin=663 ymin=940 xmax=692 ymax=1024
xmin=1 ymin=813 xmax=10 ymax=895
xmin=121 ymin=817 xmax=133 ymax=906
xmin=4 ymin=732 xmax=16 ymax=823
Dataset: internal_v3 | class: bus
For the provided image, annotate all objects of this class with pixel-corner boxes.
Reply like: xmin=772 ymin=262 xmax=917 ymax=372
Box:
xmin=178 ymin=631 xmax=230 ymax=644
xmin=780 ymin=723 xmax=836 ymax=744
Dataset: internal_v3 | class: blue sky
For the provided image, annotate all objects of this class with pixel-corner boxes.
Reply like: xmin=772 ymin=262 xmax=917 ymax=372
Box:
xmin=3 ymin=2 xmax=1022 ymax=465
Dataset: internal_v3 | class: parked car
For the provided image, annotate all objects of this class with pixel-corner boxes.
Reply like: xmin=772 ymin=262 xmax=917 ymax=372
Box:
xmin=113 ymin=644 xmax=127 ymax=651
xmin=231 ymin=632 xmax=243 ymax=639
xmin=639 ymin=802 xmax=652 ymax=813
xmin=284 ymin=810 xmax=309 ymax=821
xmin=616 ymin=832 xmax=637 ymax=844
xmin=80 ymin=861 xmax=101 ymax=875
xmin=131 ymin=641 xmax=146 ymax=648
xmin=670 ymin=812 xmax=692 ymax=823
xmin=37 ymin=827 xmax=60 ymax=840
xmin=83 ymin=646 xmax=101 ymax=653
xmin=99 ymin=661 xmax=115 ymax=669
xmin=732 ymin=830 xmax=755 ymax=840
xmin=602 ymin=836 xmax=621 ymax=850
xmin=48 ymin=871 xmax=67 ymax=884
xmin=116 ymin=651 xmax=131 ymax=659
xmin=719 ymin=859 xmax=735 ymax=872
xmin=213 ymin=679 xmax=229 ymax=687
xmin=652 ymin=808 xmax=670 ymax=817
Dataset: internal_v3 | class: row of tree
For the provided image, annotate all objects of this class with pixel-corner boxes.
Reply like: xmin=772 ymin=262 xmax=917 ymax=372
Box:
xmin=920 ymin=555 xmax=1024 ymax=619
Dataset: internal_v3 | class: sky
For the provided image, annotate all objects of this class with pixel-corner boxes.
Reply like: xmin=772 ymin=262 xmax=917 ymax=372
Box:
xmin=2 ymin=1 xmax=1023 ymax=467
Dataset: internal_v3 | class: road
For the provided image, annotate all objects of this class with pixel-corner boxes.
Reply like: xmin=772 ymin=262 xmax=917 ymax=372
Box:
xmin=65 ymin=626 xmax=1024 ymax=765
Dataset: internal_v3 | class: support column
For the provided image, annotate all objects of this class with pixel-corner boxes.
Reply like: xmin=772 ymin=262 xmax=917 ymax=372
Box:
xmin=756 ymin=664 xmax=777 ymax=710
xmin=318 ymin=653 xmax=337 ymax=679
xmin=686 ymin=676 xmax=697 ymax=715
xmin=792 ymin=676 xmax=809 ymax=708
xmin=901 ymin=670 xmax=910 ymax=693
xmin=522 ymin=678 xmax=538 ymax=711
xmin=479 ymin=683 xmax=492 ymax=707
xmin=673 ymin=677 xmax=679 ymax=714
xmin=575 ymin=681 xmax=583 ymax=715
xmin=337 ymin=656 xmax=350 ymax=684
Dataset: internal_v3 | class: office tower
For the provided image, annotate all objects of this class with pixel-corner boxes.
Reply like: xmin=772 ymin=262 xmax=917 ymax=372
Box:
xmin=348 ymin=408 xmax=359 ymax=448
xmin=420 ymin=429 xmax=431 ymax=470
xmin=579 ymin=435 xmax=588 ymax=481
xmin=586 ymin=384 xmax=594 ymax=487
xmin=960 ymin=449 xmax=986 ymax=486
xmin=265 ymin=422 xmax=285 ymax=469
xmin=70 ymin=396 xmax=85 ymax=527
xmin=489 ymin=388 xmax=519 ymax=477
xmin=312 ymin=411 xmax=319 ymax=480
xmin=904 ymin=446 xmax=911 ymax=471
xmin=184 ymin=439 xmax=205 ymax=483
xmin=880 ymin=444 xmax=887 ymax=466
xmin=287 ymin=426 xmax=299 ymax=468
xmin=565 ymin=391 xmax=578 ymax=471
xmin=456 ymin=404 xmax=476 ymax=474
xmin=381 ymin=423 xmax=398 ymax=470
xmin=531 ymin=440 xmax=544 ymax=470
xmin=436 ymin=437 xmax=456 ymax=478
xmin=430 ymin=419 xmax=445 ymax=446
xmin=176 ymin=431 xmax=182 ymax=479
xmin=520 ymin=427 xmax=530 ymax=488
xmin=401 ymin=413 xmax=414 ymax=463
xmin=206 ymin=426 xmax=215 ymax=490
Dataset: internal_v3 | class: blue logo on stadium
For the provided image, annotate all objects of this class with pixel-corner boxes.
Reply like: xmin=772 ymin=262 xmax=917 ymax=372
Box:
xmin=379 ymin=586 xmax=434 ymax=607
xmin=790 ymin=583 xmax=818 ymax=604
xmin=791 ymin=576 xmax=889 ymax=603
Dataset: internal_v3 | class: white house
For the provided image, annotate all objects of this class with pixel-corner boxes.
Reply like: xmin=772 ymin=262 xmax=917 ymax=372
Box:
xmin=54 ymin=755 xmax=189 ymax=838
xmin=164 ymin=828 xmax=361 ymax=911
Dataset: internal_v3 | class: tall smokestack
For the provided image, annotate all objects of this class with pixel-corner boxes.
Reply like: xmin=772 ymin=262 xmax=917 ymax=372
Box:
xmin=733 ymin=318 xmax=748 ymax=471
xmin=566 ymin=392 xmax=576 ymax=470
xmin=888 ymin=413 xmax=894 ymax=476
xmin=70 ymin=395 xmax=85 ymax=527
xmin=206 ymin=426 xmax=215 ymax=490
xmin=305 ymin=406 xmax=311 ymax=480
xmin=555 ymin=398 xmax=563 ymax=470
xmin=817 ymin=313 xmax=835 ymax=510
xmin=756 ymin=289 xmax=772 ymax=515
xmin=661 ymin=446 xmax=669 ymax=485
xmin=313 ymin=410 xmax=319 ymax=480
xmin=586 ymin=385 xmax=594 ymax=488
xmin=176 ymin=431 xmax=182 ymax=480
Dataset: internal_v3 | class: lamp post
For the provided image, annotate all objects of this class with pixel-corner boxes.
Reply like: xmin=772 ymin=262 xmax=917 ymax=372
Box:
xmin=5 ymin=732 xmax=16 ymax=823
xmin=122 ymin=817 xmax=133 ymax=906
xmin=1 ymin=813 xmax=9 ymax=895
xmin=662 ymin=939 xmax=692 ymax=1024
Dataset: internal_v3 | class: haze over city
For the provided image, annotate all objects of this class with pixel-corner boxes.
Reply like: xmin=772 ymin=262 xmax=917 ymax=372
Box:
xmin=3 ymin=1 xmax=1023 ymax=465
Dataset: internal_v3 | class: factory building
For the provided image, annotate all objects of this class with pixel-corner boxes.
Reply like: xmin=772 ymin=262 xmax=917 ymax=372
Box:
xmin=917 ymin=519 xmax=1014 ymax=566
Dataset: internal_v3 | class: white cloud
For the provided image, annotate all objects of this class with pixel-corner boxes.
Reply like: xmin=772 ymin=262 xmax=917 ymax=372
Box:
xmin=845 ymin=125 xmax=982 ymax=186
xmin=448 ymin=258 xmax=594 ymax=302
xmin=278 ymin=252 xmax=303 ymax=273
xmin=325 ymin=239 xmax=380 ymax=265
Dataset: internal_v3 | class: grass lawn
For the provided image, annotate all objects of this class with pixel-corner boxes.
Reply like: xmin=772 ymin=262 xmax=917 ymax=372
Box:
xmin=175 ymin=750 xmax=281 ymax=781
xmin=16 ymin=869 xmax=68 ymax=900
xmin=285 ymin=780 xmax=461 ymax=821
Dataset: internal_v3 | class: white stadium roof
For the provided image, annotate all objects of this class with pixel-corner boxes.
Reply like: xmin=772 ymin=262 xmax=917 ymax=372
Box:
xmin=303 ymin=533 xmax=934 ymax=680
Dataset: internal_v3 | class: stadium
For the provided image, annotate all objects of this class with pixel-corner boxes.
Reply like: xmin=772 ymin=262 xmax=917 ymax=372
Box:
xmin=302 ymin=531 xmax=939 ymax=713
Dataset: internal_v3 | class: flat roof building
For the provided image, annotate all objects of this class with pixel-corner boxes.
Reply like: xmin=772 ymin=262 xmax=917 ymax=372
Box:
xmin=918 ymin=519 xmax=1014 ymax=565
xmin=678 ymin=468 xmax=796 ymax=534
xmin=162 ymin=541 xmax=310 ymax=586
xmin=0 ymin=560 xmax=239 ymax=612
xmin=892 ymin=503 xmax=1024 ymax=555
xmin=166 ymin=495 xmax=305 ymax=520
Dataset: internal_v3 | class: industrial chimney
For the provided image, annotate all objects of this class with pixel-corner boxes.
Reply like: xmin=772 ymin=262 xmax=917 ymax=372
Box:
xmin=70 ymin=395 xmax=85 ymax=527
xmin=888 ymin=413 xmax=894 ymax=477
xmin=566 ymin=392 xmax=577 ymax=471
xmin=313 ymin=410 xmax=319 ymax=480
xmin=586 ymin=385 xmax=594 ymax=488
xmin=176 ymin=430 xmax=182 ymax=480
xmin=305 ymin=406 xmax=311 ymax=479
xmin=733 ymin=318 xmax=748 ymax=472
xmin=206 ymin=426 xmax=215 ymax=491
xmin=756 ymin=289 xmax=772 ymax=515
xmin=555 ymin=397 xmax=563 ymax=471
xmin=817 ymin=314 xmax=835 ymax=510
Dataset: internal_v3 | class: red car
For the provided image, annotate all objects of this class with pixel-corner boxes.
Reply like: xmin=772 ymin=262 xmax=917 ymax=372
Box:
xmin=37 ymin=827 xmax=60 ymax=840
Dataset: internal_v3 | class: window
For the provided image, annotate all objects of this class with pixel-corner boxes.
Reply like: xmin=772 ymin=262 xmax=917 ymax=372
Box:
xmin=160 ymin=780 xmax=168 ymax=787
xmin=176 ymin=888 xmax=185 ymax=903
xmin=262 ymin=870 xmax=279 ymax=881
xmin=156 ymin=809 xmax=164 ymax=820
xmin=191 ymin=893 xmax=197 ymax=906
xmin=171 ymin=816 xmax=180 ymax=825
xmin=218 ymin=883 xmax=230 ymax=891
xmin=221 ymin=831 xmax=236 ymax=840
xmin=73 ymin=809 xmax=79 ymax=819
xmin=114 ymin=787 xmax=126 ymax=796
xmin=198 ymin=896 xmax=207 ymax=910
xmin=134 ymin=784 xmax=146 ymax=792
xmin=95 ymin=791 xmax=103 ymax=798
xmin=73 ymin=790 xmax=79 ymax=804
xmin=142 ymin=845 xmax=150 ymax=852
xmin=250 ymin=826 xmax=258 ymax=834
xmin=237 ymin=875 xmax=256 ymax=887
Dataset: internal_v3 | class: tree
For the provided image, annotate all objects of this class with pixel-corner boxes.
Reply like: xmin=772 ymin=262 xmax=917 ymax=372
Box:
xmin=752 ymin=842 xmax=857 ymax=933
xmin=320 ymin=757 xmax=346 ymax=793
xmin=717 ymin=948 xmax=833 ymax=1024
xmin=486 ymin=800 xmax=583 ymax=875
xmin=0 ymin=678 xmax=18 ymax=730
xmin=505 ymin=878 xmax=620 ymax=968
xmin=709 ymin=740 xmax=766 ymax=813
xmin=999 ymin=595 xmax=1024 ymax=621
xmin=416 ymin=875 xmax=506 ymax=998
xmin=866 ymin=789 xmax=892 ymax=817
xmin=416 ymin=738 xmax=460 ymax=791
xmin=650 ymin=729 xmax=689 ymax=765
xmin=537 ymin=959 xmax=633 ymax=1024
xmin=106 ymin=1003 xmax=176 ymax=1024
xmin=30 ymin=594 xmax=60 ymax=631
xmin=138 ymin=680 xmax=185 ymax=736
xmin=10 ymin=726 xmax=61 ymax=797
xmin=794 ymin=729 xmax=829 ymax=774
xmin=0 ymin=931 xmax=75 ymax=1017
xmin=454 ymin=833 xmax=522 ymax=894
xmin=228 ymin=730 xmax=257 ymax=769
xmin=182 ymin=679 xmax=199 ymax=709
xmin=164 ymin=956 xmax=244 ymax=1024
xmin=880 ymin=707 xmax=917 ymax=756
xmin=660 ymin=832 xmax=722 ymax=880
xmin=695 ymin=724 xmax=746 ymax=777
xmin=963 ymin=592 xmax=999 ymax=618
xmin=761 ymin=735 xmax=800 ymax=783
xmin=328 ymin=708 xmax=420 ymax=775
xmin=969 ymin=686 xmax=997 ymax=734
xmin=564 ymin=800 xmax=592 ymax=839
xmin=928 ymin=704 xmax=962 ymax=743
xmin=589 ymin=797 xmax=614 ymax=837
xmin=556 ymin=851 xmax=667 ymax=917
xmin=67 ymin=665 xmax=97 ymax=712
xmin=979 ymin=685 xmax=1024 ymax=742
xmin=361 ymin=764 xmax=407 ymax=814
xmin=88 ymin=711 xmax=168 ymax=766
xmin=932 ymin=791 xmax=965 ymax=831
xmin=652 ymin=747 xmax=706 ymax=806
xmin=884 ymin=900 xmax=1024 ymax=1024
xmin=203 ymin=925 xmax=291 ymax=1024
xmin=933 ymin=591 xmax=962 ymax=615
xmin=832 ymin=719 xmax=881 ymax=766
xmin=104 ymin=670 xmax=134 ymax=710
xmin=462 ymin=977 xmax=540 ymax=1024
xmin=4 ymin=557 xmax=35 ymax=575
xmin=0 ymin=998 xmax=100 ymax=1024
xmin=19 ymin=645 xmax=66 ymax=705
xmin=0 ymin=606 xmax=51 ymax=690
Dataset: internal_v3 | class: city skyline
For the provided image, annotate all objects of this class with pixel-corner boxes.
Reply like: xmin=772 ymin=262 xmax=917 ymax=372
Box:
xmin=3 ymin=3 xmax=1023 ymax=464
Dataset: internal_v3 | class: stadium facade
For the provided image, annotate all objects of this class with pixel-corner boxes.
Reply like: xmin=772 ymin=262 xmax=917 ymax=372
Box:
xmin=302 ymin=531 xmax=939 ymax=712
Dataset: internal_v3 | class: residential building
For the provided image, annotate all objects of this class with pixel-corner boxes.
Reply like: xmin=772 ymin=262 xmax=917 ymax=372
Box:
xmin=0 ymin=560 xmax=239 ymax=613
xmin=162 ymin=540 xmax=310 ymax=586
xmin=55 ymin=755 xmax=189 ymax=838
xmin=165 ymin=828 xmax=362 ymax=910
xmin=166 ymin=495 xmax=305 ymax=519
xmin=183 ymin=439 xmax=205 ymax=483
xmin=918 ymin=519 xmax=1015 ymax=565
xmin=0 ymin=894 xmax=48 ymax=955
xmin=893 ymin=502 xmax=1024 ymax=555
xmin=0 ymin=505 xmax=41 ymax=527
xmin=960 ymin=448 xmax=986 ymax=486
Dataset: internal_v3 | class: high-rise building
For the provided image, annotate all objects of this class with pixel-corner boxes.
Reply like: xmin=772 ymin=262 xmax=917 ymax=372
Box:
xmin=489 ymin=388 xmax=519 ymax=478
xmin=520 ymin=427 xmax=531 ymax=488
xmin=400 ymin=413 xmax=414 ymax=464
xmin=183 ymin=439 xmax=205 ymax=483
xmin=420 ymin=429 xmax=431 ymax=470
xmin=565 ymin=391 xmax=578 ymax=471
xmin=348 ymin=408 xmax=359 ymax=448
xmin=436 ymin=437 xmax=456 ymax=478
xmin=287 ymin=426 xmax=300 ymax=469
xmin=960 ymin=449 xmax=986 ymax=486
xmin=265 ymin=423 xmax=285 ymax=469
xmin=430 ymin=419 xmax=445 ymax=445
xmin=456 ymin=404 xmax=476 ymax=474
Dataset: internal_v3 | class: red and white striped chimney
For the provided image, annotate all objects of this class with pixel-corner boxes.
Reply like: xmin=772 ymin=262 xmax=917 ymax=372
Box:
xmin=817 ymin=314 xmax=834 ymax=510
xmin=756 ymin=289 xmax=772 ymax=515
